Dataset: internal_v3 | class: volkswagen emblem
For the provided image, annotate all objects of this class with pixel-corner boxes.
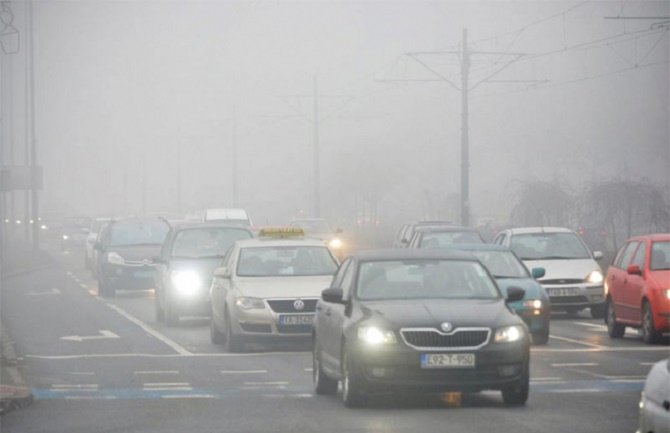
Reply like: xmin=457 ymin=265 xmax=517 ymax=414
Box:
xmin=440 ymin=322 xmax=453 ymax=333
xmin=293 ymin=299 xmax=305 ymax=311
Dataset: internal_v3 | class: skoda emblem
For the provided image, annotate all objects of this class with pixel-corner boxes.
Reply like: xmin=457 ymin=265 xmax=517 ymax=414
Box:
xmin=293 ymin=299 xmax=305 ymax=311
xmin=440 ymin=322 xmax=453 ymax=333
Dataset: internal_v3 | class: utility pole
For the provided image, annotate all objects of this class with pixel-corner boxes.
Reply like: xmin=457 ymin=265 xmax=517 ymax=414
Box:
xmin=28 ymin=0 xmax=38 ymax=248
xmin=313 ymin=75 xmax=321 ymax=217
xmin=176 ymin=140 xmax=181 ymax=213
xmin=232 ymin=105 xmax=239 ymax=207
xmin=384 ymin=28 xmax=528 ymax=227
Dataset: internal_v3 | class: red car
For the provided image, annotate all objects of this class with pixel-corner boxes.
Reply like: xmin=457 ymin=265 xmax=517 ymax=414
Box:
xmin=605 ymin=234 xmax=670 ymax=343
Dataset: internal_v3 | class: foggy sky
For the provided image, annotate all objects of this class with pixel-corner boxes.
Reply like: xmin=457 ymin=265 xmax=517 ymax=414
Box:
xmin=1 ymin=0 xmax=668 ymax=229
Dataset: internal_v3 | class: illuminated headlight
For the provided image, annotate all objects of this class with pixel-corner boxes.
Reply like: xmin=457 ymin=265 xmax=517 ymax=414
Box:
xmin=171 ymin=271 xmax=201 ymax=296
xmin=523 ymin=299 xmax=543 ymax=309
xmin=357 ymin=326 xmax=397 ymax=345
xmin=40 ymin=224 xmax=48 ymax=230
xmin=328 ymin=237 xmax=343 ymax=250
xmin=29 ymin=219 xmax=34 ymax=224
xmin=494 ymin=325 xmax=524 ymax=343
xmin=586 ymin=270 xmax=603 ymax=284
xmin=62 ymin=234 xmax=69 ymax=240
xmin=3 ymin=219 xmax=9 ymax=224
xmin=665 ymin=289 xmax=670 ymax=300
xmin=107 ymin=252 xmax=125 ymax=265
xmin=235 ymin=297 xmax=265 ymax=310
xmin=15 ymin=220 xmax=21 ymax=224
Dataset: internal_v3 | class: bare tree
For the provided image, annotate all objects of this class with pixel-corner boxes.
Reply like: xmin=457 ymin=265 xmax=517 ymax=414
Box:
xmin=510 ymin=180 xmax=575 ymax=227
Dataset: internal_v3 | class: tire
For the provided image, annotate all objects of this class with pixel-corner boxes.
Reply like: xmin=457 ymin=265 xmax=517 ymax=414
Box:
xmin=98 ymin=277 xmax=115 ymax=298
xmin=210 ymin=312 xmax=225 ymax=345
xmin=313 ymin=342 xmax=338 ymax=395
xmin=155 ymin=292 xmax=165 ymax=323
xmin=164 ymin=293 xmax=180 ymax=326
xmin=501 ymin=363 xmax=529 ymax=406
xmin=606 ymin=298 xmax=625 ymax=338
xmin=223 ymin=310 xmax=244 ymax=353
xmin=341 ymin=351 xmax=367 ymax=408
xmin=532 ymin=328 xmax=549 ymax=345
xmin=641 ymin=301 xmax=662 ymax=344
xmin=590 ymin=304 xmax=605 ymax=319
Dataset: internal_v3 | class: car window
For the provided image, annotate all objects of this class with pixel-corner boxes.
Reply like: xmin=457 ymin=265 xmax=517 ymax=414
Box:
xmin=493 ymin=233 xmax=506 ymax=245
xmin=650 ymin=241 xmax=670 ymax=271
xmin=630 ymin=241 xmax=646 ymax=269
xmin=237 ymin=246 xmax=338 ymax=277
xmin=109 ymin=220 xmax=169 ymax=246
xmin=339 ymin=260 xmax=356 ymax=299
xmin=331 ymin=259 xmax=351 ymax=288
xmin=471 ymin=250 xmax=529 ymax=278
xmin=616 ymin=241 xmax=640 ymax=269
xmin=171 ymin=228 xmax=251 ymax=259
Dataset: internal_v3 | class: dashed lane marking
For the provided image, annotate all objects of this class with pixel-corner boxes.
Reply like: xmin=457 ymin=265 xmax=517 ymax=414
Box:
xmin=28 ymin=288 xmax=61 ymax=296
xmin=243 ymin=381 xmax=289 ymax=386
xmin=69 ymin=372 xmax=95 ymax=376
xmin=533 ymin=346 xmax=669 ymax=353
xmin=26 ymin=351 xmax=307 ymax=359
xmin=551 ymin=362 xmax=599 ymax=367
xmin=161 ymin=394 xmax=216 ymax=399
xmin=221 ymin=370 xmax=267 ymax=375
xmin=105 ymin=303 xmax=192 ymax=356
xmin=549 ymin=334 xmax=605 ymax=348
xmin=134 ymin=371 xmax=180 ymax=375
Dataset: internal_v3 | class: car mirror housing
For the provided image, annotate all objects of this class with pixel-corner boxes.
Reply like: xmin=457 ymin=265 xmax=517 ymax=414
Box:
xmin=593 ymin=251 xmax=604 ymax=260
xmin=214 ymin=266 xmax=230 ymax=279
xmin=626 ymin=264 xmax=642 ymax=276
xmin=321 ymin=287 xmax=345 ymax=304
xmin=506 ymin=287 xmax=525 ymax=303
xmin=531 ymin=267 xmax=546 ymax=279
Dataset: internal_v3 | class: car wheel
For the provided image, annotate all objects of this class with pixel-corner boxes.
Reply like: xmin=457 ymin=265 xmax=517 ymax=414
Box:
xmin=590 ymin=304 xmax=605 ymax=319
xmin=532 ymin=328 xmax=549 ymax=345
xmin=223 ymin=310 xmax=244 ymax=353
xmin=210 ymin=311 xmax=225 ymax=345
xmin=606 ymin=298 xmax=625 ymax=338
xmin=341 ymin=351 xmax=366 ymax=408
xmin=98 ymin=277 xmax=115 ymax=298
xmin=501 ymin=363 xmax=529 ymax=406
xmin=155 ymin=292 xmax=165 ymax=323
xmin=313 ymin=342 xmax=338 ymax=395
xmin=164 ymin=293 xmax=180 ymax=326
xmin=641 ymin=301 xmax=662 ymax=344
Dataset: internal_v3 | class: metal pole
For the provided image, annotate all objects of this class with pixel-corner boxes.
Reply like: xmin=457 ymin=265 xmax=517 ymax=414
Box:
xmin=232 ymin=105 xmax=238 ymax=207
xmin=176 ymin=140 xmax=181 ymax=213
xmin=460 ymin=28 xmax=470 ymax=227
xmin=142 ymin=154 xmax=147 ymax=216
xmin=29 ymin=0 xmax=38 ymax=249
xmin=313 ymin=75 xmax=321 ymax=218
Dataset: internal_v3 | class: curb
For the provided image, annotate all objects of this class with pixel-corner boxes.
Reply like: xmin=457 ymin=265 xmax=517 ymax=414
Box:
xmin=0 ymin=323 xmax=33 ymax=416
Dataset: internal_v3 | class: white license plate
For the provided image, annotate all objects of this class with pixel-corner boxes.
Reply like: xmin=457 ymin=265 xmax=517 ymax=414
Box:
xmin=548 ymin=287 xmax=579 ymax=297
xmin=420 ymin=353 xmax=475 ymax=369
xmin=278 ymin=315 xmax=314 ymax=326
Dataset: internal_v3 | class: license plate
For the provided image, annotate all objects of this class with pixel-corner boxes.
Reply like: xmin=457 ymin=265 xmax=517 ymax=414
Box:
xmin=278 ymin=315 xmax=314 ymax=326
xmin=134 ymin=271 xmax=154 ymax=278
xmin=421 ymin=353 xmax=475 ymax=369
xmin=547 ymin=287 xmax=579 ymax=297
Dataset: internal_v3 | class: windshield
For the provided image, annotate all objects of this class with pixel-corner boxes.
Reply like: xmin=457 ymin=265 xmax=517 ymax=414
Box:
xmin=171 ymin=228 xmax=252 ymax=259
xmin=109 ymin=221 xmax=169 ymax=246
xmin=419 ymin=231 xmax=483 ymax=247
xmin=471 ymin=251 xmax=529 ymax=278
xmin=237 ymin=246 xmax=338 ymax=277
xmin=650 ymin=241 xmax=670 ymax=270
xmin=295 ymin=220 xmax=332 ymax=234
xmin=511 ymin=232 xmax=591 ymax=260
xmin=356 ymin=259 xmax=500 ymax=301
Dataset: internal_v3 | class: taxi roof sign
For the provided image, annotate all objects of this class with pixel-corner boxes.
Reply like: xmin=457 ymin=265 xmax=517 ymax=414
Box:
xmin=258 ymin=227 xmax=305 ymax=238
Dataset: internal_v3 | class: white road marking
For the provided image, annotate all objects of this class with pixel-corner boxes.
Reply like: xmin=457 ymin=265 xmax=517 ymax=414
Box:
xmin=243 ymin=381 xmax=289 ymax=386
xmin=28 ymin=288 xmax=61 ymax=296
xmin=549 ymin=335 xmax=604 ymax=348
xmin=25 ymin=351 xmax=308 ymax=359
xmin=60 ymin=330 xmax=120 ymax=342
xmin=530 ymin=377 xmax=564 ymax=382
xmin=52 ymin=384 xmax=98 ymax=388
xmin=573 ymin=321 xmax=607 ymax=329
xmin=221 ymin=370 xmax=267 ymax=375
xmin=69 ymin=372 xmax=95 ymax=376
xmin=161 ymin=394 xmax=215 ymax=399
xmin=65 ymin=396 xmax=117 ymax=400
xmin=79 ymin=283 xmax=88 ymax=289
xmin=143 ymin=383 xmax=190 ymax=387
xmin=105 ymin=303 xmax=192 ymax=356
xmin=304 ymin=368 xmax=313 ymax=372
xmin=135 ymin=371 xmax=179 ymax=375
xmin=533 ymin=346 xmax=670 ymax=353
xmin=551 ymin=362 xmax=600 ymax=367
xmin=145 ymin=387 xmax=193 ymax=391
xmin=552 ymin=389 xmax=603 ymax=393
xmin=640 ymin=362 xmax=656 ymax=366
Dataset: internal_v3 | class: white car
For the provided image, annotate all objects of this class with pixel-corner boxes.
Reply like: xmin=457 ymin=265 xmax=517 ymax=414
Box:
xmin=638 ymin=358 xmax=670 ymax=433
xmin=209 ymin=228 xmax=339 ymax=352
xmin=494 ymin=227 xmax=605 ymax=318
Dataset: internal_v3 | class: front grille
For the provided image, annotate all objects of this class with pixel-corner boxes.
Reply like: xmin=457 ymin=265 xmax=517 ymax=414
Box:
xmin=550 ymin=295 xmax=589 ymax=304
xmin=277 ymin=324 xmax=312 ymax=334
xmin=266 ymin=299 xmax=318 ymax=313
xmin=401 ymin=329 xmax=490 ymax=349
xmin=240 ymin=323 xmax=272 ymax=333
xmin=541 ymin=279 xmax=583 ymax=285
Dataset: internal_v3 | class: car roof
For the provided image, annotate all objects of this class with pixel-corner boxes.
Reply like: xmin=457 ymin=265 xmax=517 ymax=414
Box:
xmin=507 ymin=227 xmax=574 ymax=235
xmin=412 ymin=225 xmax=479 ymax=233
xmin=235 ymin=238 xmax=328 ymax=248
xmin=351 ymin=248 xmax=477 ymax=262
xmin=628 ymin=233 xmax=670 ymax=242
xmin=169 ymin=222 xmax=254 ymax=231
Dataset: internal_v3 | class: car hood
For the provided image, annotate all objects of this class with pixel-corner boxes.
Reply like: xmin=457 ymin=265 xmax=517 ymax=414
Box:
xmin=233 ymin=275 xmax=334 ymax=298
xmin=645 ymin=359 xmax=670 ymax=407
xmin=649 ymin=270 xmax=670 ymax=287
xmin=495 ymin=278 xmax=546 ymax=300
xmin=109 ymin=245 xmax=162 ymax=262
xmin=524 ymin=259 xmax=600 ymax=282
xmin=359 ymin=299 xmax=519 ymax=329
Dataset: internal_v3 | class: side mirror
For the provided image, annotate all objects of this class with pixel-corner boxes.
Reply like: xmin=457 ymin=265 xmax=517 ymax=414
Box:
xmin=593 ymin=251 xmax=604 ymax=260
xmin=626 ymin=264 xmax=642 ymax=276
xmin=506 ymin=287 xmax=525 ymax=303
xmin=321 ymin=287 xmax=345 ymax=304
xmin=214 ymin=266 xmax=230 ymax=279
xmin=531 ymin=267 xmax=546 ymax=279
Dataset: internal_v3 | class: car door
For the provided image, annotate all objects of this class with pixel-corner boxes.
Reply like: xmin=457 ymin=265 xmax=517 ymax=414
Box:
xmin=319 ymin=259 xmax=351 ymax=370
xmin=211 ymin=246 xmax=236 ymax=325
xmin=329 ymin=259 xmax=356 ymax=373
xmin=621 ymin=240 xmax=646 ymax=324
xmin=610 ymin=241 xmax=640 ymax=322
xmin=155 ymin=230 xmax=173 ymax=307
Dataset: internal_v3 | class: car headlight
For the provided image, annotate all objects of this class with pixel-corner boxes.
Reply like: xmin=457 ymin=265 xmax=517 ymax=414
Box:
xmin=171 ymin=271 xmax=202 ymax=296
xmin=235 ymin=297 xmax=265 ymax=310
xmin=328 ymin=237 xmax=343 ymax=250
xmin=523 ymin=299 xmax=543 ymax=309
xmin=62 ymin=234 xmax=69 ymax=240
xmin=494 ymin=325 xmax=524 ymax=343
xmin=586 ymin=270 xmax=603 ymax=284
xmin=107 ymin=252 xmax=125 ymax=265
xmin=40 ymin=224 xmax=48 ymax=230
xmin=357 ymin=326 xmax=397 ymax=345
xmin=665 ymin=289 xmax=670 ymax=300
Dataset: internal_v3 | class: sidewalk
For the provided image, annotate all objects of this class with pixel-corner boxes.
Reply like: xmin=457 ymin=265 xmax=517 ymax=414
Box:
xmin=0 ymin=322 xmax=33 ymax=415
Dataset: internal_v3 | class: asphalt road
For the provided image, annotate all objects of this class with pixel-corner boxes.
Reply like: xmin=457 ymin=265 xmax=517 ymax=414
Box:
xmin=1 ymin=241 xmax=668 ymax=433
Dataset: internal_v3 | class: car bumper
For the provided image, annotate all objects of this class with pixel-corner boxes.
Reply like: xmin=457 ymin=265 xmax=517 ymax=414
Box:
xmin=103 ymin=265 xmax=155 ymax=290
xmin=230 ymin=307 xmax=315 ymax=339
xmin=347 ymin=340 xmax=529 ymax=393
xmin=542 ymin=283 xmax=605 ymax=309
